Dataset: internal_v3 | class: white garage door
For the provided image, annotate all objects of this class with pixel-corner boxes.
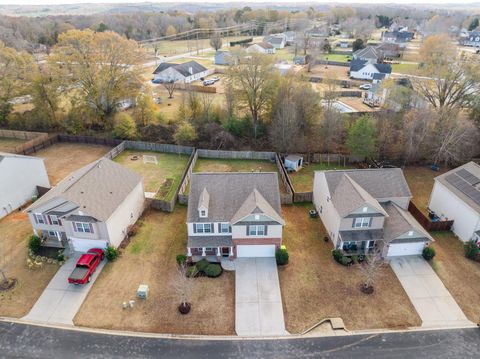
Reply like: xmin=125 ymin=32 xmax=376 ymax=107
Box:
xmin=69 ymin=238 xmax=108 ymax=253
xmin=237 ymin=245 xmax=275 ymax=258
xmin=387 ymin=242 xmax=425 ymax=257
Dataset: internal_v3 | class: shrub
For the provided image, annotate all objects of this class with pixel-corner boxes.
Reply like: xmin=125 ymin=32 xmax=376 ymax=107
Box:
xmin=56 ymin=250 xmax=65 ymax=262
xmin=351 ymin=255 xmax=358 ymax=263
xmin=105 ymin=245 xmax=119 ymax=261
xmin=275 ymin=248 xmax=289 ymax=265
xmin=204 ymin=263 xmax=222 ymax=278
xmin=176 ymin=254 xmax=187 ymax=265
xmin=196 ymin=259 xmax=209 ymax=272
xmin=113 ymin=112 xmax=137 ymax=140
xmin=28 ymin=235 xmax=41 ymax=254
xmin=186 ymin=265 xmax=198 ymax=278
xmin=332 ymin=249 xmax=343 ymax=263
xmin=127 ymin=224 xmax=139 ymax=237
xmin=464 ymin=240 xmax=479 ymax=260
xmin=422 ymin=246 xmax=436 ymax=261
xmin=340 ymin=256 xmax=352 ymax=266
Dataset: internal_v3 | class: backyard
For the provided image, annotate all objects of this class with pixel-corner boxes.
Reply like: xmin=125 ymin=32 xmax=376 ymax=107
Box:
xmin=33 ymin=142 xmax=112 ymax=185
xmin=114 ymin=150 xmax=190 ymax=200
xmin=74 ymin=207 xmax=235 ymax=335
xmin=279 ymin=204 xmax=421 ymax=332
xmin=288 ymin=162 xmax=355 ymax=193
xmin=0 ymin=137 xmax=25 ymax=153
xmin=320 ymin=53 xmax=352 ymax=63
xmin=0 ymin=212 xmax=59 ymax=318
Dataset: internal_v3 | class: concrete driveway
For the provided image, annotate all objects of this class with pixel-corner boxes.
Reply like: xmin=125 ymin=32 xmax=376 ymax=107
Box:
xmin=390 ymin=256 xmax=473 ymax=328
xmin=23 ymin=253 xmax=105 ymax=325
xmin=235 ymin=258 xmax=287 ymax=336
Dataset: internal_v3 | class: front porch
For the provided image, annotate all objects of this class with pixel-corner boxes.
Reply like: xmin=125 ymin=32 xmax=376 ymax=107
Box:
xmin=340 ymin=240 xmax=378 ymax=257
xmin=188 ymin=246 xmax=234 ymax=263
xmin=34 ymin=229 xmax=68 ymax=249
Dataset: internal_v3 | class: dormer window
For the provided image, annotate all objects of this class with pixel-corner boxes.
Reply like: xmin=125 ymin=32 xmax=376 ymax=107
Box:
xmin=198 ymin=188 xmax=209 ymax=218
xmin=199 ymin=209 xmax=207 ymax=218
xmin=408 ymin=231 xmax=413 ymax=236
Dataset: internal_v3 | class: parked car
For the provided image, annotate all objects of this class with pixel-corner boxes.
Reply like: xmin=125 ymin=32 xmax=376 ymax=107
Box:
xmin=359 ymin=84 xmax=372 ymax=90
xmin=210 ymin=76 xmax=220 ymax=83
xmin=68 ymin=248 xmax=104 ymax=285
xmin=340 ymin=80 xmax=350 ymax=88
xmin=203 ymin=79 xmax=215 ymax=86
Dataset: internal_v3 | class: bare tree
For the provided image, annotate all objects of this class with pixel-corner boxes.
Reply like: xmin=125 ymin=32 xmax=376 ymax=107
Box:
xmin=224 ymin=78 xmax=235 ymax=119
xmin=199 ymin=92 xmax=214 ymax=122
xmin=209 ymin=33 xmax=222 ymax=51
xmin=171 ymin=262 xmax=197 ymax=314
xmin=162 ymin=80 xmax=177 ymax=99
xmin=359 ymin=248 xmax=385 ymax=294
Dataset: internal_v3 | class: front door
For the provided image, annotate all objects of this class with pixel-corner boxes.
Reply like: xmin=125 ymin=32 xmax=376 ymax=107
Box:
xmin=221 ymin=247 xmax=230 ymax=257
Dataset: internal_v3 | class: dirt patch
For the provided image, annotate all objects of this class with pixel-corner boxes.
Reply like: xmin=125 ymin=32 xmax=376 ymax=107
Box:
xmin=74 ymin=207 xmax=235 ymax=335
xmin=0 ymin=278 xmax=17 ymax=291
xmin=0 ymin=137 xmax=25 ymax=152
xmin=33 ymin=142 xmax=112 ymax=185
xmin=279 ymin=204 xmax=421 ymax=333
xmin=157 ymin=178 xmax=174 ymax=199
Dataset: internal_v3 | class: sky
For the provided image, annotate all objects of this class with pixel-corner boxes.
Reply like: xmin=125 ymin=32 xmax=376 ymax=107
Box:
xmin=0 ymin=0 xmax=479 ymax=5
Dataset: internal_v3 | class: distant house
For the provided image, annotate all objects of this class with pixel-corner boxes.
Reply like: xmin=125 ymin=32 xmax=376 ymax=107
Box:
xmin=0 ymin=152 xmax=50 ymax=219
xmin=375 ymin=42 xmax=401 ymax=58
xmin=214 ymin=51 xmax=237 ymax=66
xmin=462 ymin=31 xmax=480 ymax=47
xmin=283 ymin=31 xmax=296 ymax=45
xmin=352 ymin=46 xmax=383 ymax=63
xmin=382 ymin=31 xmax=414 ymax=43
xmin=339 ymin=41 xmax=349 ymax=48
xmin=26 ymin=158 xmax=145 ymax=252
xmin=364 ymin=83 xmax=386 ymax=108
xmin=349 ymin=59 xmax=392 ymax=80
xmin=263 ymin=34 xmax=286 ymax=49
xmin=152 ymin=60 xmax=209 ymax=84
xmin=246 ymin=42 xmax=276 ymax=54
xmin=293 ymin=54 xmax=310 ymax=65
xmin=307 ymin=26 xmax=329 ymax=37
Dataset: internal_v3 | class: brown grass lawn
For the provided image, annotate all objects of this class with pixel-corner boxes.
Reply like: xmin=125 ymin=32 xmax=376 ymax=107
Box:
xmin=74 ymin=207 xmax=235 ymax=335
xmin=33 ymin=143 xmax=112 ymax=185
xmin=0 ymin=212 xmax=59 ymax=317
xmin=403 ymin=166 xmax=449 ymax=215
xmin=429 ymin=232 xmax=480 ymax=324
xmin=0 ymin=137 xmax=25 ymax=153
xmin=288 ymin=163 xmax=355 ymax=193
xmin=279 ymin=204 xmax=421 ymax=332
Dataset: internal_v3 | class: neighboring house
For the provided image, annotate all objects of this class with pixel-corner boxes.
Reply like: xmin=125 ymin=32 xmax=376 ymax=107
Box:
xmin=214 ymin=51 xmax=237 ymax=66
xmin=349 ymin=59 xmax=392 ymax=80
xmin=352 ymin=46 xmax=383 ymax=63
xmin=186 ymin=172 xmax=284 ymax=262
xmin=428 ymin=162 xmax=480 ymax=243
xmin=283 ymin=31 xmax=296 ymax=45
xmin=293 ymin=55 xmax=310 ymax=65
xmin=313 ymin=169 xmax=433 ymax=258
xmin=263 ymin=34 xmax=286 ymax=49
xmin=26 ymin=158 xmax=145 ymax=252
xmin=246 ymin=42 xmax=276 ymax=54
xmin=375 ymin=42 xmax=401 ymax=58
xmin=462 ymin=31 xmax=480 ymax=47
xmin=0 ymin=152 xmax=50 ymax=219
xmin=307 ymin=26 xmax=329 ymax=37
xmin=152 ymin=60 xmax=209 ymax=84
xmin=339 ymin=41 xmax=349 ymax=48
xmin=382 ymin=31 xmax=414 ymax=43
xmin=364 ymin=83 xmax=386 ymax=108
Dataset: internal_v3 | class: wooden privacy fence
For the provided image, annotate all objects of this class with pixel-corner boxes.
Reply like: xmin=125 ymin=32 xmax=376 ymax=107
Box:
xmin=0 ymin=129 xmax=49 ymax=154
xmin=408 ymin=202 xmax=454 ymax=232
xmin=275 ymin=153 xmax=294 ymax=205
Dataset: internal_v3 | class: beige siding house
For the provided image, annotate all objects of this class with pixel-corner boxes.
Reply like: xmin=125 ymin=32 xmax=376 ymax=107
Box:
xmin=26 ymin=158 xmax=145 ymax=252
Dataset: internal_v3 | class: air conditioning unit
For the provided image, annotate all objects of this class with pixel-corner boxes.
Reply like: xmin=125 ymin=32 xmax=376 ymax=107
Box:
xmin=137 ymin=284 xmax=149 ymax=299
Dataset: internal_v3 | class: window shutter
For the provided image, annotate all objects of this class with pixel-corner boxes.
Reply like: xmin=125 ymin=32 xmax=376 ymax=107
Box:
xmin=229 ymin=225 xmax=232 ymax=233
xmin=246 ymin=225 xmax=250 ymax=236
xmin=90 ymin=223 xmax=94 ymax=234
xmin=352 ymin=219 xmax=355 ymax=228
xmin=264 ymin=225 xmax=268 ymax=236
xmin=58 ymin=218 xmax=62 ymax=226
xmin=218 ymin=223 xmax=221 ymax=233
xmin=43 ymin=215 xmax=48 ymax=224
xmin=210 ymin=223 xmax=214 ymax=233
xmin=193 ymin=223 xmax=197 ymax=233
xmin=47 ymin=215 xmax=52 ymax=225
xmin=368 ymin=218 xmax=373 ymax=227
xmin=72 ymin=222 xmax=77 ymax=232
xmin=33 ymin=214 xmax=38 ymax=224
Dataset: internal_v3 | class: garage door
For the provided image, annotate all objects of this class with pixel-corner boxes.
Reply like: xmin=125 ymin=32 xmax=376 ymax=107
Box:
xmin=69 ymin=238 xmax=108 ymax=253
xmin=387 ymin=242 xmax=425 ymax=257
xmin=237 ymin=245 xmax=275 ymax=258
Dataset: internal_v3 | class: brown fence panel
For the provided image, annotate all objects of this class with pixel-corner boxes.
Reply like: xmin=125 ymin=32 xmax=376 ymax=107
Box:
xmin=104 ymin=141 xmax=126 ymax=160
xmin=275 ymin=153 xmax=294 ymax=204
xmin=293 ymin=192 xmax=313 ymax=203
xmin=408 ymin=202 xmax=453 ymax=232
xmin=150 ymin=198 xmax=175 ymax=212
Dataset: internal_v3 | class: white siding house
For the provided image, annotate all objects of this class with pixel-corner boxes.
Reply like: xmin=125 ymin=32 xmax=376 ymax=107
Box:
xmin=0 ymin=153 xmax=50 ymax=219
xmin=153 ymin=60 xmax=209 ymax=84
xmin=349 ymin=59 xmax=392 ymax=80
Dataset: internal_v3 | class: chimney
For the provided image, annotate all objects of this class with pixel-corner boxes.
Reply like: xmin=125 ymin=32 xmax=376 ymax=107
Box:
xmin=188 ymin=66 xmax=193 ymax=75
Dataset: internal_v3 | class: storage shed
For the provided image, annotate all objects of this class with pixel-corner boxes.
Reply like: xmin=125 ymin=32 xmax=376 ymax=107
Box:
xmin=284 ymin=155 xmax=303 ymax=172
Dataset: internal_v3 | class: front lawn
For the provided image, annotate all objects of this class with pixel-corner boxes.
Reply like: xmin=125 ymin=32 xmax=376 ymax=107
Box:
xmin=429 ymin=232 xmax=480 ymax=324
xmin=74 ymin=207 xmax=235 ymax=335
xmin=391 ymin=63 xmax=419 ymax=75
xmin=279 ymin=204 xmax=421 ymax=332
xmin=288 ymin=163 xmax=355 ymax=193
xmin=114 ymin=150 xmax=190 ymax=200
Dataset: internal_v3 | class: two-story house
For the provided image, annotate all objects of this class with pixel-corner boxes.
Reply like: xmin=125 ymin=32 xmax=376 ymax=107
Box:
xmin=186 ymin=172 xmax=284 ymax=262
xmin=26 ymin=158 xmax=145 ymax=252
xmin=313 ymin=169 xmax=433 ymax=258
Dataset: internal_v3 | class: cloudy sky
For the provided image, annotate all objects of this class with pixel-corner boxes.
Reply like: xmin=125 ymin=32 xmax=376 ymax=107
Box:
xmin=0 ymin=0 xmax=478 ymax=5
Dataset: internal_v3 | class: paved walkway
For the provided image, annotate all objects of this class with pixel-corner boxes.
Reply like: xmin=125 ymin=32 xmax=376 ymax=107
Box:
xmin=235 ymin=258 xmax=287 ymax=336
xmin=390 ymin=256 xmax=473 ymax=328
xmin=23 ymin=253 xmax=105 ymax=325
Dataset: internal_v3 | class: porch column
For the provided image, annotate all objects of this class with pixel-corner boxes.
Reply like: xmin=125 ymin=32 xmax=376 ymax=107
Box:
xmin=33 ymin=229 xmax=38 ymax=236
xmin=55 ymin=231 xmax=62 ymax=242
xmin=202 ymin=247 xmax=206 ymax=257
xmin=187 ymin=247 xmax=192 ymax=256
xmin=217 ymin=247 xmax=221 ymax=256
xmin=229 ymin=246 xmax=234 ymax=258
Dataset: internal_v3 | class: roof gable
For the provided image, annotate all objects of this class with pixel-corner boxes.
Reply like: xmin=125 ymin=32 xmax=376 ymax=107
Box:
xmin=231 ymin=188 xmax=284 ymax=225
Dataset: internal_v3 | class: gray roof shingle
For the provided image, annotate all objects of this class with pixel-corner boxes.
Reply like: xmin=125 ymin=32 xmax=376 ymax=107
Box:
xmin=153 ymin=60 xmax=207 ymax=77
xmin=382 ymin=202 xmax=433 ymax=243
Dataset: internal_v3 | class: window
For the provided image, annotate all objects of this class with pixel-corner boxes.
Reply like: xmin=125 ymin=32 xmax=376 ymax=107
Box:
xmin=34 ymin=213 xmax=45 ymax=224
xmin=220 ymin=223 xmax=231 ymax=233
xmin=353 ymin=217 xmax=371 ymax=228
xmin=248 ymin=225 xmax=266 ymax=236
xmin=48 ymin=231 xmax=56 ymax=237
xmin=200 ymin=210 xmax=206 ymax=217
xmin=49 ymin=215 xmax=59 ymax=225
xmin=362 ymin=207 xmax=368 ymax=213
xmin=195 ymin=223 xmax=212 ymax=233
xmin=73 ymin=222 xmax=93 ymax=233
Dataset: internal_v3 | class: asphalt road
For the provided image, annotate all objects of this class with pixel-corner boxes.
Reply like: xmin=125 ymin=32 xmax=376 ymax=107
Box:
xmin=0 ymin=321 xmax=479 ymax=359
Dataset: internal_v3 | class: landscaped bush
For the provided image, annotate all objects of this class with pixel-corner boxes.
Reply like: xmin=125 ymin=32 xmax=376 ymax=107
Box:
xmin=176 ymin=254 xmax=187 ymax=265
xmin=340 ymin=256 xmax=352 ymax=266
xmin=332 ymin=249 xmax=343 ymax=263
xmin=186 ymin=265 xmax=198 ymax=278
xmin=28 ymin=235 xmax=41 ymax=254
xmin=196 ymin=259 xmax=209 ymax=272
xmin=56 ymin=250 xmax=65 ymax=262
xmin=204 ymin=263 xmax=222 ymax=278
xmin=464 ymin=240 xmax=479 ymax=260
xmin=105 ymin=245 xmax=119 ymax=261
xmin=275 ymin=248 xmax=289 ymax=265
xmin=422 ymin=246 xmax=436 ymax=261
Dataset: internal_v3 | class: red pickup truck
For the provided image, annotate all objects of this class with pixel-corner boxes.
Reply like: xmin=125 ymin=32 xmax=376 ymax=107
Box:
xmin=68 ymin=248 xmax=104 ymax=285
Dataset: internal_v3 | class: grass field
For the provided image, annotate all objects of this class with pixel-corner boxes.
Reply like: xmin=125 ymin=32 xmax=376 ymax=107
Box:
xmin=0 ymin=137 xmax=24 ymax=153
xmin=33 ymin=143 xmax=112 ymax=185
xmin=391 ymin=63 xmax=419 ymax=75
xmin=279 ymin=204 xmax=422 ymax=332
xmin=320 ymin=53 xmax=352 ymax=63
xmin=288 ymin=163 xmax=355 ymax=193
xmin=114 ymin=150 xmax=190 ymax=200
xmin=74 ymin=207 xmax=235 ymax=335
xmin=0 ymin=212 xmax=59 ymax=318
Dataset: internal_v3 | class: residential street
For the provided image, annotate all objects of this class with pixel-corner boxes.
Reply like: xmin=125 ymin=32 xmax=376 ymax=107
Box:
xmin=0 ymin=321 xmax=479 ymax=358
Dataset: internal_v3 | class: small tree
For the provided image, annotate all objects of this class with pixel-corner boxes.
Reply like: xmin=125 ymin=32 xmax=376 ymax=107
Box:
xmin=173 ymin=122 xmax=197 ymax=145
xmin=134 ymin=92 xmax=156 ymax=127
xmin=346 ymin=115 xmax=378 ymax=159
xmin=210 ymin=33 xmax=223 ymax=51
xmin=352 ymin=38 xmax=365 ymax=52
xmin=464 ymin=240 xmax=479 ymax=260
xmin=113 ymin=113 xmax=137 ymax=140
xmin=162 ymin=80 xmax=177 ymax=99
xmin=171 ymin=262 xmax=197 ymax=314
xmin=359 ymin=248 xmax=385 ymax=294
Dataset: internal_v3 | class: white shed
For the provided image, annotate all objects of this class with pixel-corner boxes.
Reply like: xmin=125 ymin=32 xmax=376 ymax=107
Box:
xmin=284 ymin=155 xmax=303 ymax=172
xmin=0 ymin=152 xmax=50 ymax=219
